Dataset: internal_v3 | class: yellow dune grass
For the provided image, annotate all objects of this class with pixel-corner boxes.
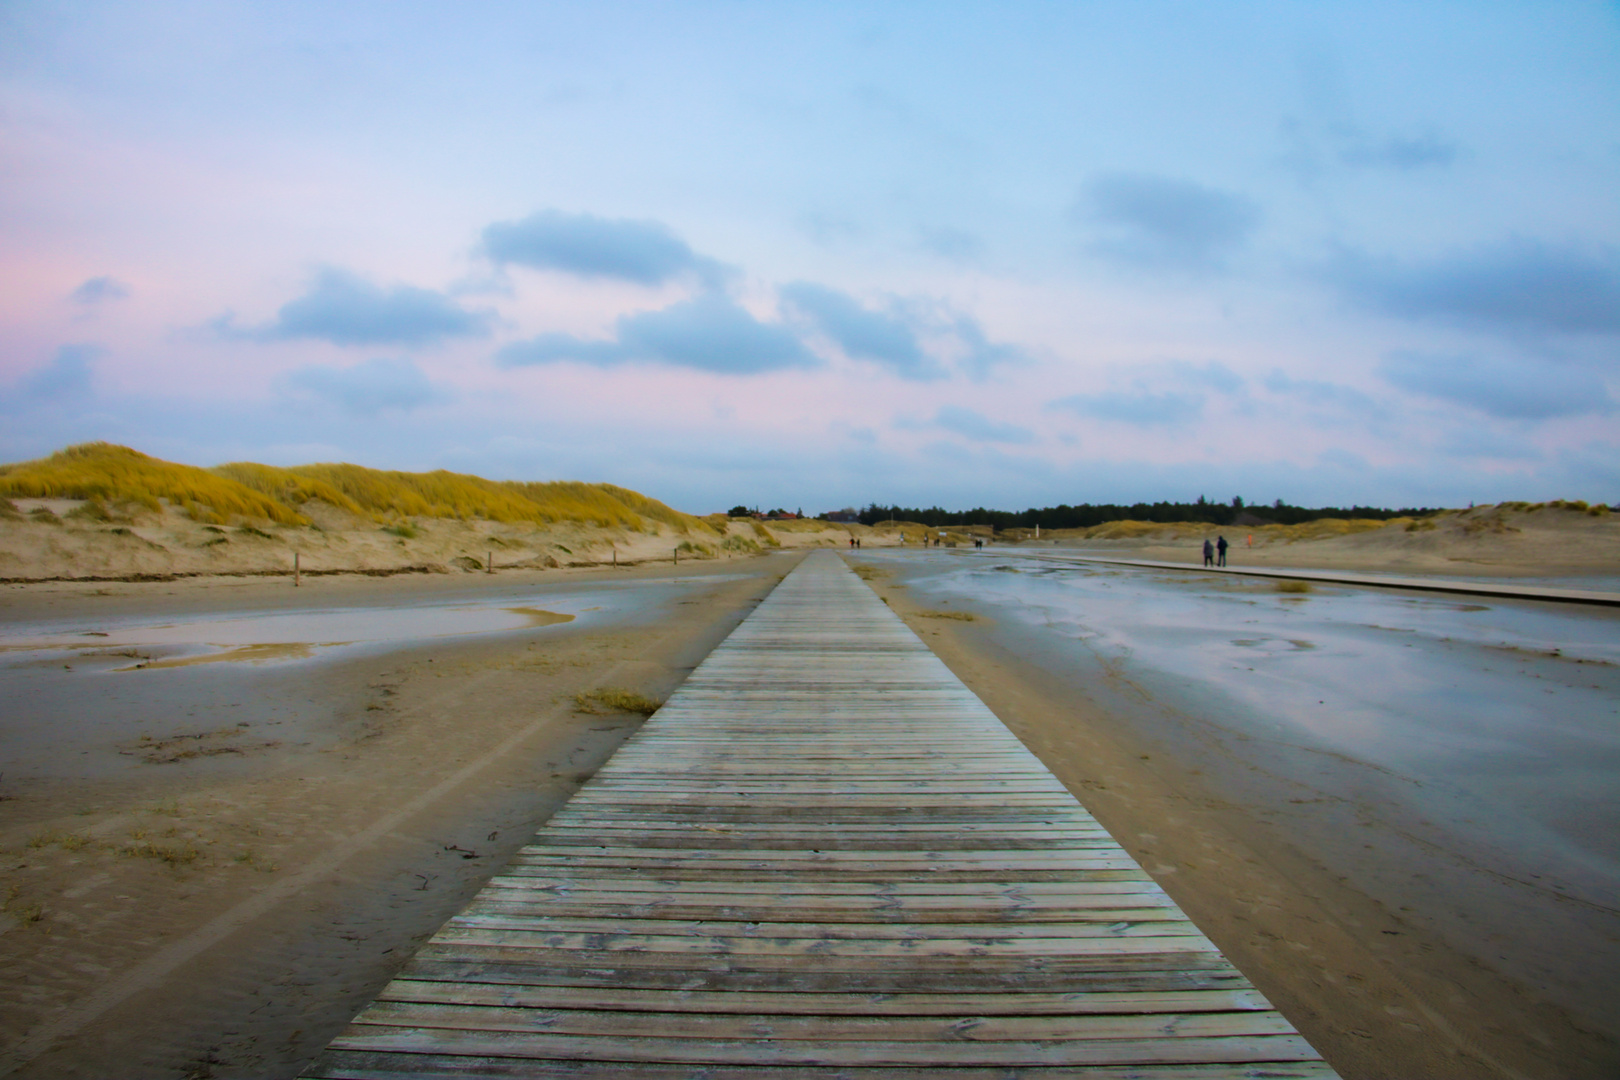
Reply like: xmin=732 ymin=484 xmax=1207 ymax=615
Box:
xmin=1 ymin=443 xmax=711 ymax=534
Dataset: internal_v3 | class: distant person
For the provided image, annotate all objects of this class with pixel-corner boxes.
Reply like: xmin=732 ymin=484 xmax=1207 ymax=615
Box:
xmin=1216 ymin=535 xmax=1229 ymax=567
xmin=849 ymin=536 xmax=855 ymax=549
xmin=1203 ymin=539 xmax=1214 ymax=567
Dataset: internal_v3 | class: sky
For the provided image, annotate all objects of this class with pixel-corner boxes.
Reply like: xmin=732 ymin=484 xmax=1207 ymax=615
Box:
xmin=2 ymin=1 xmax=1617 ymax=514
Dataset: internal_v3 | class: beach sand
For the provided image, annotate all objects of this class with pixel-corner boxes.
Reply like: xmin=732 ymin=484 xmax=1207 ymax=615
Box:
xmin=1 ymin=529 xmax=1614 ymax=1078
xmin=0 ymin=557 xmax=793 ymax=1078
xmin=1051 ymin=502 xmax=1620 ymax=579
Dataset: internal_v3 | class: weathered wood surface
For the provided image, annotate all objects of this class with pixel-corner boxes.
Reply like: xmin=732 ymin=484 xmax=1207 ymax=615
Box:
xmin=302 ymin=551 xmax=1339 ymax=1078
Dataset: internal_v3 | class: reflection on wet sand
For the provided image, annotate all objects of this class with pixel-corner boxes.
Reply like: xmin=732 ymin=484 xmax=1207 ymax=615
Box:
xmin=0 ymin=603 xmax=578 ymax=668
xmin=113 ymin=642 xmax=320 ymax=670
xmin=870 ymin=547 xmax=1620 ymax=1059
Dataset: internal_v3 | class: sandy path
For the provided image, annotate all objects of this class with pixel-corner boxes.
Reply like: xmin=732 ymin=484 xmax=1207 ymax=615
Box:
xmin=0 ymin=556 xmax=796 ymax=1078
xmin=863 ymin=556 xmax=1617 ymax=1080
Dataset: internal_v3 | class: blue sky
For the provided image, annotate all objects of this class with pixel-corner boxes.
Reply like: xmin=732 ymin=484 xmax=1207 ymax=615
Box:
xmin=2 ymin=2 xmax=1616 ymax=513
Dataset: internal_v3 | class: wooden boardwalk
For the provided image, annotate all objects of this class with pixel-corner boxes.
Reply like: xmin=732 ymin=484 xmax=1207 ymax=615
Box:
xmin=301 ymin=551 xmax=1339 ymax=1078
xmin=1002 ymin=550 xmax=1620 ymax=607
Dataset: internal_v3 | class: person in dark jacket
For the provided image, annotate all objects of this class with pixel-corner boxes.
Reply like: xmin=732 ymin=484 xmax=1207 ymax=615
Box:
xmin=1203 ymin=539 xmax=1214 ymax=567
xmin=1216 ymin=535 xmax=1229 ymax=567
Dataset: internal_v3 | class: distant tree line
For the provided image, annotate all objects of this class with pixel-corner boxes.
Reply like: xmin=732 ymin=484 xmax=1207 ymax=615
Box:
xmin=825 ymin=496 xmax=1441 ymax=530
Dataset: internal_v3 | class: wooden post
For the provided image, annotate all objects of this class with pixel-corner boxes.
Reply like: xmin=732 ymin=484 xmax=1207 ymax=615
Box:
xmin=673 ymin=546 xmax=678 ymax=565
xmin=612 ymin=546 xmax=617 ymax=567
xmin=487 ymin=549 xmax=493 ymax=574
xmin=294 ymin=551 xmax=300 ymax=587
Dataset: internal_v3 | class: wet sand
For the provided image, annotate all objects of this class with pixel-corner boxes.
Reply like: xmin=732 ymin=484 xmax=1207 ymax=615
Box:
xmin=863 ymin=550 xmax=1620 ymax=1080
xmin=0 ymin=555 xmax=797 ymax=1078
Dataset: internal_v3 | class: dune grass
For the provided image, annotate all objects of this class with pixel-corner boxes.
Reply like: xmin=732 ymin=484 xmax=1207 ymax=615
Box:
xmin=574 ymin=688 xmax=663 ymax=716
xmin=0 ymin=443 xmax=304 ymax=524
xmin=2 ymin=442 xmax=712 ymax=534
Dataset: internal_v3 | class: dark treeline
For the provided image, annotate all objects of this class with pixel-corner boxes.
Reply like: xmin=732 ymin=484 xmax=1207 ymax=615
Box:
xmin=835 ymin=497 xmax=1441 ymax=531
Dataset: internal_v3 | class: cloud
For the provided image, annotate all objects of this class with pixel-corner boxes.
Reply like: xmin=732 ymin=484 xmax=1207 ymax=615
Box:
xmin=1048 ymin=359 xmax=1244 ymax=428
xmin=932 ymin=405 xmax=1033 ymax=444
xmin=1165 ymin=359 xmax=1245 ymax=395
xmin=279 ymin=358 xmax=447 ymax=416
xmin=1281 ymin=118 xmax=1460 ymax=181
xmin=948 ymin=314 xmax=1026 ymax=380
xmin=481 ymin=210 xmax=721 ymax=286
xmin=1379 ymin=351 xmax=1614 ymax=419
xmin=1338 ymin=130 xmax=1458 ymax=170
xmin=246 ymin=268 xmax=492 ymax=347
xmin=1078 ymin=172 xmax=1260 ymax=271
xmin=1329 ymin=240 xmax=1620 ymax=336
xmin=13 ymin=344 xmax=99 ymax=404
xmin=1262 ymin=370 xmax=1383 ymax=415
xmin=1436 ymin=427 xmax=1543 ymax=463
xmin=917 ymin=226 xmax=985 ymax=263
xmin=778 ymin=284 xmax=1024 ymax=381
xmin=69 ymin=276 xmax=129 ymax=305
xmin=780 ymin=282 xmax=939 ymax=379
xmin=1051 ymin=389 xmax=1206 ymax=426
xmin=796 ymin=210 xmax=865 ymax=246
xmin=498 ymin=294 xmax=817 ymax=375
xmin=496 ymin=332 xmax=627 ymax=367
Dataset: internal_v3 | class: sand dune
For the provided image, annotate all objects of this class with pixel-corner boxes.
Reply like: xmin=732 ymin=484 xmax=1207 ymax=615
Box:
xmin=1042 ymin=502 xmax=1620 ymax=577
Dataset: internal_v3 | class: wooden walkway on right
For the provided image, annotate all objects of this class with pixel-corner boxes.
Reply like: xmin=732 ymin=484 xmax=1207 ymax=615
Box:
xmin=303 ymin=550 xmax=1340 ymax=1078
xmin=1000 ymin=550 xmax=1620 ymax=606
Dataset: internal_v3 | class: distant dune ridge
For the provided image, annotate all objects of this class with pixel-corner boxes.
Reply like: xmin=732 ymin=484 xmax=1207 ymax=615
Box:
xmin=1 ymin=443 xmax=1615 ymax=582
xmin=0 ymin=443 xmax=869 ymax=581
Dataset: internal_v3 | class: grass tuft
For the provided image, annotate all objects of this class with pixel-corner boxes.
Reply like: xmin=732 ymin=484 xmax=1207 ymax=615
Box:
xmin=4 ymin=887 xmax=44 ymax=925
xmin=25 ymin=832 xmax=94 ymax=851
xmin=574 ymin=688 xmax=662 ymax=716
xmin=121 ymin=841 xmax=200 ymax=865
xmin=64 ymin=498 xmax=113 ymax=522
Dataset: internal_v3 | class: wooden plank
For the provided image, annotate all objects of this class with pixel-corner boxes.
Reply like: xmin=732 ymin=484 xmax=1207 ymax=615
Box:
xmin=317 ymin=1027 xmax=1327 ymax=1067
xmin=445 ymin=914 xmax=1198 ymax=936
xmin=304 ymin=1051 xmax=1341 ymax=1078
xmin=299 ymin=551 xmax=1338 ymax=1078
xmin=392 ymin=959 xmax=1255 ymax=994
xmin=373 ymin=981 xmax=1278 ymax=1016
xmin=351 ymin=1001 xmax=1302 ymax=1041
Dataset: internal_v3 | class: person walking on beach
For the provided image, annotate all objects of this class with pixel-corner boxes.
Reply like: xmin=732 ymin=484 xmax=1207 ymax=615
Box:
xmin=1216 ymin=535 xmax=1228 ymax=567
xmin=1203 ymin=539 xmax=1214 ymax=567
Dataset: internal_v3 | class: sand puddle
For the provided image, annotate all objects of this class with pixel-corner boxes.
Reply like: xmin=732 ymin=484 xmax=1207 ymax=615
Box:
xmin=0 ymin=603 xmax=577 ymax=668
